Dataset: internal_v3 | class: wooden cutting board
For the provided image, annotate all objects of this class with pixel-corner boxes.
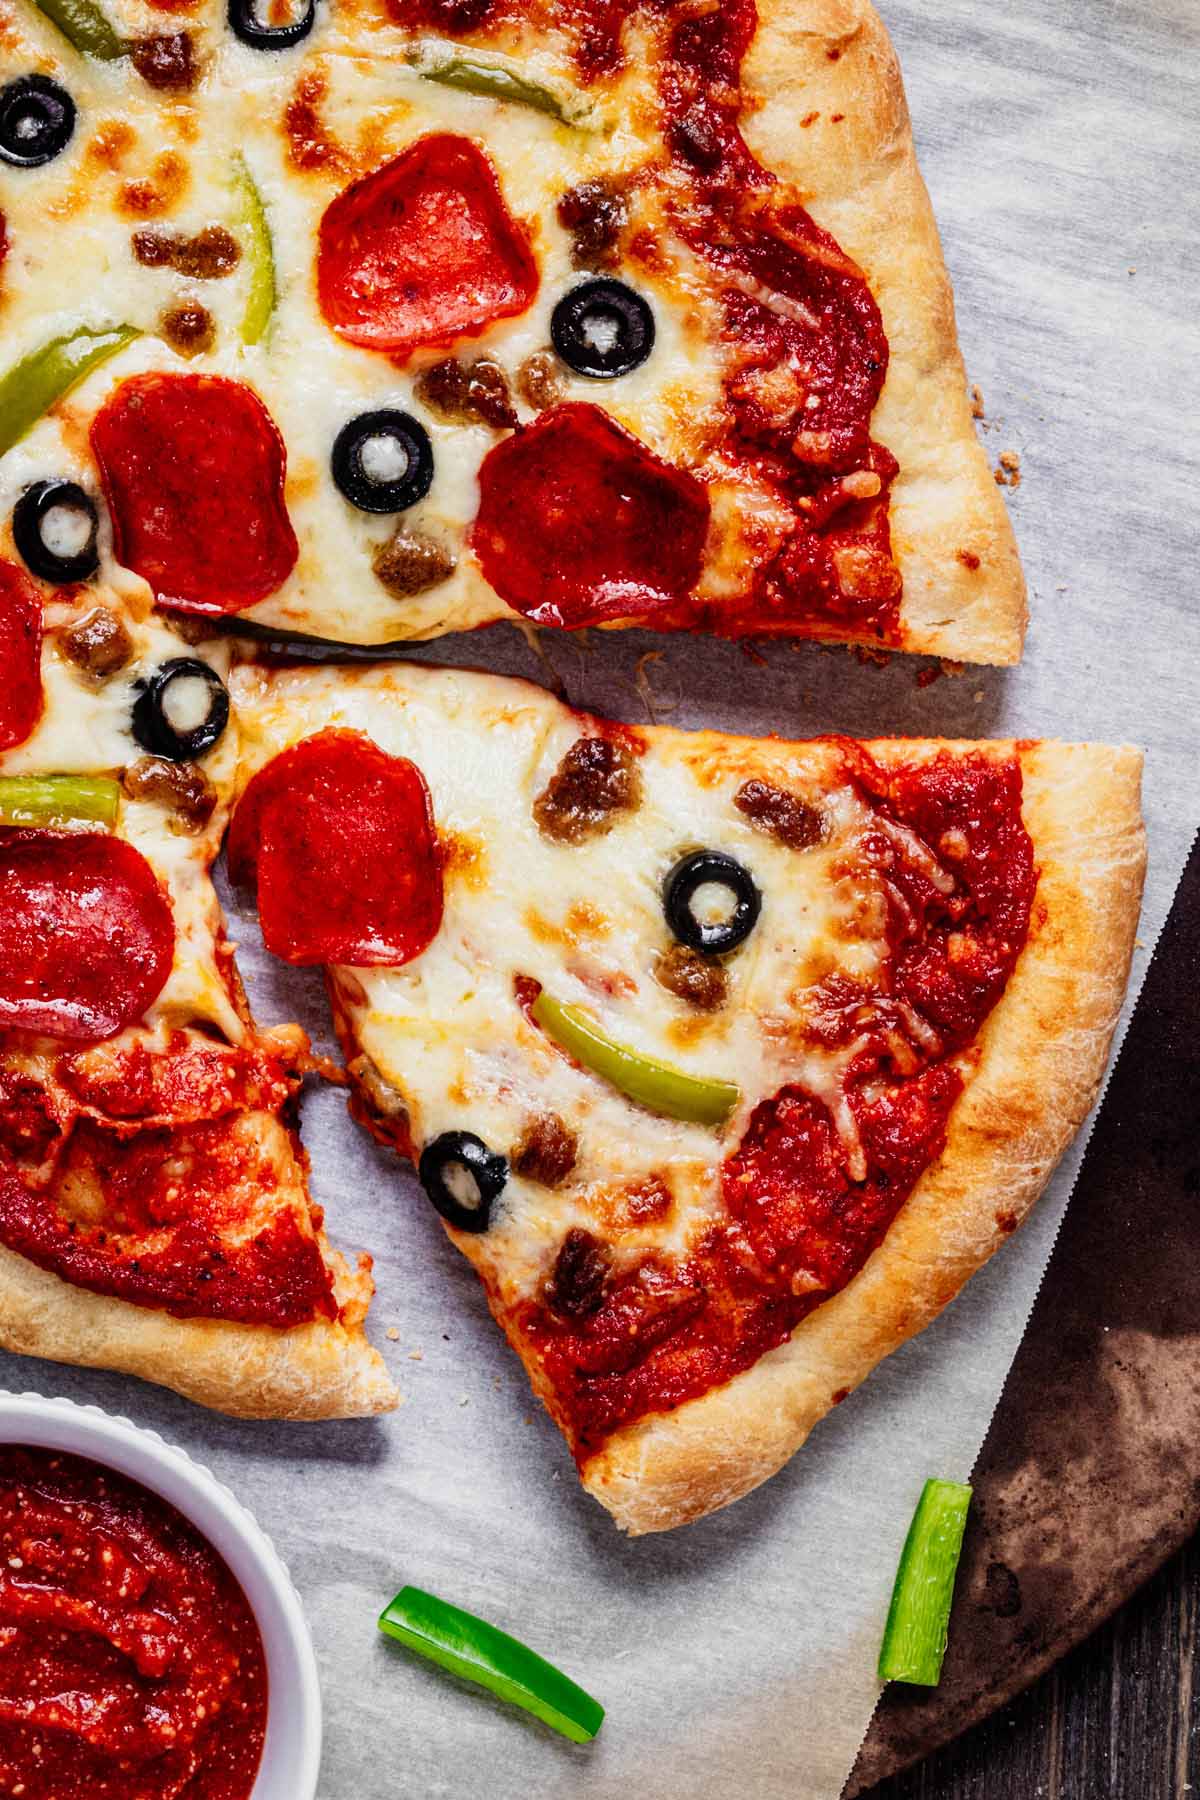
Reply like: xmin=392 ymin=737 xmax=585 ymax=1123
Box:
xmin=847 ymin=834 xmax=1200 ymax=1793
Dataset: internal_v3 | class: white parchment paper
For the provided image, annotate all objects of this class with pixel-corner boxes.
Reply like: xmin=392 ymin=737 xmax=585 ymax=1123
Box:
xmin=3 ymin=1 xmax=1198 ymax=1794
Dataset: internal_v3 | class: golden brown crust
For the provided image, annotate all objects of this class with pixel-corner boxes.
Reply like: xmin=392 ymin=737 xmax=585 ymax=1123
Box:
xmin=583 ymin=741 xmax=1145 ymax=1532
xmin=0 ymin=1243 xmax=399 ymax=1419
xmin=743 ymin=0 xmax=1027 ymax=662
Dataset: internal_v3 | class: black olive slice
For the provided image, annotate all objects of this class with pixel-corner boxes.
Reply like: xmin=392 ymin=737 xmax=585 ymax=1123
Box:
xmin=550 ymin=278 xmax=656 ymax=379
xmin=131 ymin=659 xmax=230 ymax=762
xmin=663 ymin=850 xmax=761 ymax=956
xmin=418 ymin=1130 xmax=508 ymax=1234
xmin=13 ymin=480 xmax=99 ymax=584
xmin=331 ymin=410 xmax=435 ymax=514
xmin=0 ymin=76 xmax=76 ymax=169
xmin=228 ymin=0 xmax=316 ymax=51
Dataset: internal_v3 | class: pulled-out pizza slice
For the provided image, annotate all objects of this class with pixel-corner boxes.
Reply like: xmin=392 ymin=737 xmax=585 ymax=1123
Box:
xmin=0 ymin=558 xmax=396 ymax=1419
xmin=0 ymin=0 xmax=1024 ymax=660
xmin=229 ymin=661 xmax=1144 ymax=1531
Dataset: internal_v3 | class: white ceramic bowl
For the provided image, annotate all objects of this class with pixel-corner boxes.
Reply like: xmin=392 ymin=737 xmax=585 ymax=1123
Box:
xmin=0 ymin=1390 xmax=322 ymax=1800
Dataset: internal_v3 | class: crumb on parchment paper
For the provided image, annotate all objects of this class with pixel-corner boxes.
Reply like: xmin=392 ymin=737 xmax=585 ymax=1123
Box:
xmin=971 ymin=383 xmax=985 ymax=419
xmin=915 ymin=659 xmax=966 ymax=689
xmin=994 ymin=450 xmax=1022 ymax=488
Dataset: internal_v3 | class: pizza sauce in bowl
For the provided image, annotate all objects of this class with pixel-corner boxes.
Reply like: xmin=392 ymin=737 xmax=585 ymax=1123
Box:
xmin=0 ymin=1394 xmax=320 ymax=1800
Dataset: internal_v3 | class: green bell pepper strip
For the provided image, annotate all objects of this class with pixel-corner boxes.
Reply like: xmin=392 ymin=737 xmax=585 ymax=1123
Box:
xmin=532 ymin=989 xmax=740 ymax=1127
xmin=414 ymin=47 xmax=581 ymax=124
xmin=231 ymin=155 xmax=277 ymax=347
xmin=31 ymin=0 xmax=125 ymax=60
xmin=0 ymin=325 xmax=141 ymax=460
xmin=877 ymin=1479 xmax=973 ymax=1686
xmin=0 ymin=775 xmax=120 ymax=829
xmin=378 ymin=1586 xmax=605 ymax=1744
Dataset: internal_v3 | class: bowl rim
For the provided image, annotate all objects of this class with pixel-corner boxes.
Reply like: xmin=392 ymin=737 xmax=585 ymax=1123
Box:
xmin=0 ymin=1388 xmax=322 ymax=1799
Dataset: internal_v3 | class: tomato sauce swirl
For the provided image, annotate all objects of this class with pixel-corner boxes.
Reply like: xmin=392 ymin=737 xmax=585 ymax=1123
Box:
xmin=0 ymin=1446 xmax=267 ymax=1800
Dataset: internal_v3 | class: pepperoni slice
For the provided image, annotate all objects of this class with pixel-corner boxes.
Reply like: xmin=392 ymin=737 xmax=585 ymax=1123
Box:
xmin=0 ymin=560 xmax=43 ymax=750
xmin=229 ymin=728 xmax=443 ymax=966
xmin=317 ymin=133 xmax=538 ymax=360
xmin=89 ymin=372 xmax=298 ymax=615
xmin=0 ymin=831 xmax=175 ymax=1040
xmin=473 ymin=403 xmax=710 ymax=626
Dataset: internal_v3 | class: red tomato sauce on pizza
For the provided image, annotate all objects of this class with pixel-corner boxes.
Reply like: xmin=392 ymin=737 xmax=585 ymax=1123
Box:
xmin=389 ymin=0 xmax=901 ymax=640
xmin=0 ymin=1445 xmax=267 ymax=1800
xmin=0 ymin=800 xmax=339 ymax=1331
xmin=521 ymin=751 xmax=1038 ymax=1454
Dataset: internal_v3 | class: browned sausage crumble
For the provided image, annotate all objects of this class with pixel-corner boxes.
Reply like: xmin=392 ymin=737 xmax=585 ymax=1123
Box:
xmin=57 ymin=607 xmax=133 ymax=682
xmin=545 ymin=1228 xmax=610 ymax=1321
xmin=414 ymin=357 xmax=518 ymax=430
xmin=129 ymin=31 xmax=197 ymax=91
xmin=371 ymin=529 xmax=456 ymax=599
xmin=516 ymin=350 xmax=567 ymax=412
xmin=122 ymin=755 xmax=217 ymax=833
xmin=132 ymin=225 xmax=241 ymax=279
xmin=161 ymin=301 xmax=215 ymax=356
xmin=734 ymin=778 xmax=825 ymax=850
xmin=655 ymin=942 xmax=728 ymax=1011
xmin=513 ymin=1113 xmax=578 ymax=1187
xmin=557 ymin=179 xmax=628 ymax=268
xmin=533 ymin=736 xmax=642 ymax=844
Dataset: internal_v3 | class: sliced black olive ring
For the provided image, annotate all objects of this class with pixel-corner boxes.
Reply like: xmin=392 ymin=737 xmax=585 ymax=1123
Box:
xmin=0 ymin=75 xmax=76 ymax=169
xmin=131 ymin=659 xmax=230 ymax=762
xmin=663 ymin=850 xmax=761 ymax=957
xmin=331 ymin=410 xmax=435 ymax=514
xmin=13 ymin=480 xmax=99 ymax=584
xmin=550 ymin=278 xmax=656 ymax=379
xmin=418 ymin=1130 xmax=508 ymax=1234
xmin=228 ymin=0 xmax=316 ymax=51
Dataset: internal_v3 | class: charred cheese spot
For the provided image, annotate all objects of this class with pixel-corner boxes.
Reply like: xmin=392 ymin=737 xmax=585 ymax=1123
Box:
xmin=118 ymin=151 xmax=190 ymax=218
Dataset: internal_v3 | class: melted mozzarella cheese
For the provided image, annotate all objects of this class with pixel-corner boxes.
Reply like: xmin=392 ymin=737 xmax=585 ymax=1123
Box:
xmin=0 ymin=10 xmax=768 ymax=646
xmin=0 ymin=588 xmax=243 ymax=1042
xmin=230 ymin=660 xmax=896 ymax=1296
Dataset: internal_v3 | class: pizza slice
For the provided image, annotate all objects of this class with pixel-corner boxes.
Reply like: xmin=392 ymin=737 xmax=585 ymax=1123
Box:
xmin=228 ymin=660 xmax=1145 ymax=1531
xmin=0 ymin=557 xmax=397 ymax=1419
xmin=0 ymin=0 xmax=1024 ymax=661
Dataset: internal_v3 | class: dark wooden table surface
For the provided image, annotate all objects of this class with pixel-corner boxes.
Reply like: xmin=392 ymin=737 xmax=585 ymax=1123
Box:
xmin=864 ymin=1532 xmax=1200 ymax=1800
xmin=845 ymin=836 xmax=1200 ymax=1800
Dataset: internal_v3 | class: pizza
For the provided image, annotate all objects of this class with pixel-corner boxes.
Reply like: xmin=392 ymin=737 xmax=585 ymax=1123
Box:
xmin=0 ymin=564 xmax=397 ymax=1419
xmin=0 ymin=0 xmax=1146 ymax=1537
xmin=0 ymin=0 xmax=1024 ymax=660
xmin=225 ymin=660 xmax=1145 ymax=1531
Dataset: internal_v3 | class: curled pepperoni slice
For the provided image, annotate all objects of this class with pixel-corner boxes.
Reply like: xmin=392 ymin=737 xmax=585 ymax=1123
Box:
xmin=473 ymin=403 xmax=710 ymax=626
xmin=229 ymin=728 xmax=443 ymax=967
xmin=89 ymin=372 xmax=298 ymax=615
xmin=317 ymin=133 xmax=538 ymax=360
xmin=0 ymin=831 xmax=174 ymax=1040
xmin=0 ymin=560 xmax=43 ymax=750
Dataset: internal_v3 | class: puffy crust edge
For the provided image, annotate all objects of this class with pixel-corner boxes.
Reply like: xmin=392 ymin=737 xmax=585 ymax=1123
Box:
xmin=0 ymin=1106 xmax=400 ymax=1420
xmin=582 ymin=741 xmax=1146 ymax=1532
xmin=0 ymin=1246 xmax=399 ymax=1419
xmin=743 ymin=0 xmax=1028 ymax=663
